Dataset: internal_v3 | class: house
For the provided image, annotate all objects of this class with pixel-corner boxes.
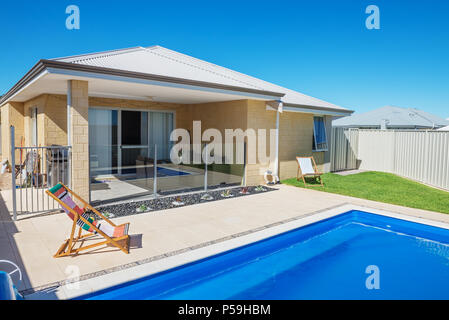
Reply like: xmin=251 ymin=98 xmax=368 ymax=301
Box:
xmin=437 ymin=118 xmax=449 ymax=131
xmin=333 ymin=106 xmax=448 ymax=130
xmin=0 ymin=46 xmax=352 ymax=202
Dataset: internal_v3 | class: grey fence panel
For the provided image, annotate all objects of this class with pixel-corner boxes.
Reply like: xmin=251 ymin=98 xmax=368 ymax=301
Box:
xmin=330 ymin=127 xmax=359 ymax=172
xmin=331 ymin=128 xmax=449 ymax=191
xmin=346 ymin=129 xmax=359 ymax=170
xmin=358 ymin=130 xmax=396 ymax=172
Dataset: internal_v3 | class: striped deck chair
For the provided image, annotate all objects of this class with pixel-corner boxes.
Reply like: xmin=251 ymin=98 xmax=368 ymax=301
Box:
xmin=296 ymin=156 xmax=324 ymax=188
xmin=47 ymin=183 xmax=130 ymax=258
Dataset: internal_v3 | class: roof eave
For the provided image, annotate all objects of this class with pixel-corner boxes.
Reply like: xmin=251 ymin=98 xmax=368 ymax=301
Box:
xmin=283 ymin=102 xmax=353 ymax=115
xmin=0 ymin=60 xmax=48 ymax=106
xmin=1 ymin=60 xmax=286 ymax=106
xmin=333 ymin=124 xmax=439 ymax=129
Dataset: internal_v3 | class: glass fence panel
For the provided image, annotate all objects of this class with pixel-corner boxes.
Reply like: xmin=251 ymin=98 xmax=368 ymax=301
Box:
xmin=89 ymin=142 xmax=246 ymax=203
xmin=155 ymin=143 xmax=204 ymax=195
xmin=206 ymin=142 xmax=245 ymax=190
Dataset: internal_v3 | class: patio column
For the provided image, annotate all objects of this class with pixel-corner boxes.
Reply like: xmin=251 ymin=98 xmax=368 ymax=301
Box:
xmin=68 ymin=80 xmax=90 ymax=201
xmin=274 ymin=109 xmax=280 ymax=180
xmin=267 ymin=100 xmax=283 ymax=181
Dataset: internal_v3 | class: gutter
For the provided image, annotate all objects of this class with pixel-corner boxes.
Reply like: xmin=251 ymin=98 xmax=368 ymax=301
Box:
xmin=333 ymin=125 xmax=440 ymax=130
xmin=0 ymin=60 xmax=48 ymax=106
xmin=283 ymin=102 xmax=354 ymax=116
xmin=0 ymin=60 xmax=285 ymax=106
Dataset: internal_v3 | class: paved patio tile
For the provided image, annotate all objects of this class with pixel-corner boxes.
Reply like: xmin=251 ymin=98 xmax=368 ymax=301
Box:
xmin=1 ymin=184 xmax=448 ymax=293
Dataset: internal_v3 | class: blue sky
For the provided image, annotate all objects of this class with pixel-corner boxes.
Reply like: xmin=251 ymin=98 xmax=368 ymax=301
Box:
xmin=0 ymin=0 xmax=448 ymax=117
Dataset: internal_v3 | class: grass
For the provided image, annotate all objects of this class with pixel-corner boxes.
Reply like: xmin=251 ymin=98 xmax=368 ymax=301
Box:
xmin=282 ymin=171 xmax=449 ymax=214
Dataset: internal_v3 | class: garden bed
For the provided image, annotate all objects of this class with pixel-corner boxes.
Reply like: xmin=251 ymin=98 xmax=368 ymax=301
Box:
xmin=92 ymin=186 xmax=277 ymax=219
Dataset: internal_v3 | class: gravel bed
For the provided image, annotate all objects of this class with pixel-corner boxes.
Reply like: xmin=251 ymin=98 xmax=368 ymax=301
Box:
xmin=91 ymin=186 xmax=277 ymax=219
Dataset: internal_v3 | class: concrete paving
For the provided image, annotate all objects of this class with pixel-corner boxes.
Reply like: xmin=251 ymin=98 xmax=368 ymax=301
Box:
xmin=0 ymin=184 xmax=448 ymax=294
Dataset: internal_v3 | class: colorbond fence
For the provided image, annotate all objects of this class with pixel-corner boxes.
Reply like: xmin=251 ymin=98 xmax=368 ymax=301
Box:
xmin=330 ymin=128 xmax=359 ymax=172
xmin=331 ymin=128 xmax=449 ymax=191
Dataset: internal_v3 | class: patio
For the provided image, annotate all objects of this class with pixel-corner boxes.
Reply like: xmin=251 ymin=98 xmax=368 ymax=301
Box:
xmin=90 ymin=163 xmax=243 ymax=203
xmin=1 ymin=184 xmax=448 ymax=298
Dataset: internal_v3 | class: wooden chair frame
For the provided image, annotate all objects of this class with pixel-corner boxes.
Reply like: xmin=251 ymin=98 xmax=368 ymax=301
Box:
xmin=296 ymin=156 xmax=324 ymax=188
xmin=46 ymin=183 xmax=130 ymax=258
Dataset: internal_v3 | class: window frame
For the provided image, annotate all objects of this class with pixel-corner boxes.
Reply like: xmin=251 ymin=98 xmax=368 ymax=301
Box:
xmin=312 ymin=116 xmax=328 ymax=152
xmin=31 ymin=106 xmax=38 ymax=147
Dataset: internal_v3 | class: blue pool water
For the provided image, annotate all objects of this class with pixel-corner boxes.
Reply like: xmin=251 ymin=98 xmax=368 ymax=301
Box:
xmin=93 ymin=167 xmax=191 ymax=181
xmin=121 ymin=167 xmax=191 ymax=177
xmin=80 ymin=211 xmax=449 ymax=300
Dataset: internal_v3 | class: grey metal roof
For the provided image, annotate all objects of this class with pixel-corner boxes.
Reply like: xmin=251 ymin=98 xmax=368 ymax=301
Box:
xmin=333 ymin=106 xmax=449 ymax=129
xmin=52 ymin=46 xmax=350 ymax=112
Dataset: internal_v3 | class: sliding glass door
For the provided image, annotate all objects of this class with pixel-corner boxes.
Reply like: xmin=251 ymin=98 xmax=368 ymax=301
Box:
xmin=89 ymin=108 xmax=174 ymax=180
xmin=120 ymin=111 xmax=149 ymax=175
xmin=149 ymin=111 xmax=174 ymax=161
xmin=89 ymin=108 xmax=119 ymax=177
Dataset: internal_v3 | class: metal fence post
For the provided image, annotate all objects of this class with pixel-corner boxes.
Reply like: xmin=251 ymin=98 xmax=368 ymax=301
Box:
xmin=153 ymin=144 xmax=158 ymax=198
xmin=242 ymin=141 xmax=247 ymax=187
xmin=67 ymin=147 xmax=72 ymax=188
xmin=10 ymin=126 xmax=17 ymax=221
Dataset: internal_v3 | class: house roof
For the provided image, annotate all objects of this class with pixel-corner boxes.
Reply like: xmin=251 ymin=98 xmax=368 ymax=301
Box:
xmin=51 ymin=46 xmax=350 ymax=112
xmin=437 ymin=125 xmax=449 ymax=131
xmin=0 ymin=46 xmax=352 ymax=114
xmin=333 ymin=106 xmax=449 ymax=129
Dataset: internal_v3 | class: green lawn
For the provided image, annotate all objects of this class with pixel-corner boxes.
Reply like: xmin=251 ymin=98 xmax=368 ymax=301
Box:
xmin=282 ymin=171 xmax=449 ymax=214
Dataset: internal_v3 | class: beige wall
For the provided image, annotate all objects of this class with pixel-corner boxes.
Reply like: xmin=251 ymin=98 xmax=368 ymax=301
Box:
xmin=1 ymin=104 xmax=10 ymax=160
xmin=245 ymin=100 xmax=323 ymax=185
xmin=246 ymin=100 xmax=275 ymax=185
xmin=45 ymin=95 xmax=68 ymax=146
xmin=23 ymin=94 xmax=47 ymax=147
xmin=1 ymin=102 xmax=25 ymax=162
xmin=178 ymin=100 xmax=248 ymax=135
xmin=278 ymin=109 xmax=315 ymax=181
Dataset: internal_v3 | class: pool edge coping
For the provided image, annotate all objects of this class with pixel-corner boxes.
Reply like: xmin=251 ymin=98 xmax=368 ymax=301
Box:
xmin=24 ymin=203 xmax=449 ymax=300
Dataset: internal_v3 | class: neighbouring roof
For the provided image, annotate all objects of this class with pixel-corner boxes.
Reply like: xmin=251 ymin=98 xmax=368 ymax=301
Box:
xmin=438 ymin=125 xmax=449 ymax=131
xmin=0 ymin=46 xmax=351 ymax=114
xmin=333 ymin=106 xmax=449 ymax=129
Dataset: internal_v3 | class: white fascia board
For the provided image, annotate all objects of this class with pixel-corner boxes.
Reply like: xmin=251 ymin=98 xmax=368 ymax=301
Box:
xmin=268 ymin=105 xmax=351 ymax=117
xmin=46 ymin=68 xmax=281 ymax=101
xmin=0 ymin=70 xmax=49 ymax=107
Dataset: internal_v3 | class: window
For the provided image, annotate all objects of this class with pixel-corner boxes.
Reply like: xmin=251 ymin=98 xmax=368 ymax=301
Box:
xmin=31 ymin=107 xmax=38 ymax=146
xmin=313 ymin=116 xmax=328 ymax=151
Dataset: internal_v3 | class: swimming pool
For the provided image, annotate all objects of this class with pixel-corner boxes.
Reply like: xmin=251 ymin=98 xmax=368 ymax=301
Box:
xmin=92 ymin=166 xmax=192 ymax=182
xmin=79 ymin=210 xmax=449 ymax=300
xmin=121 ymin=166 xmax=192 ymax=177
